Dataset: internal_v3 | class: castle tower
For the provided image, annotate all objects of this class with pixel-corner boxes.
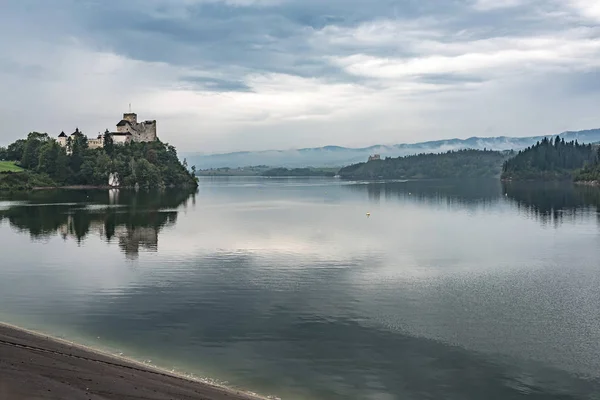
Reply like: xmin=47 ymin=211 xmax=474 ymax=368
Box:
xmin=57 ymin=131 xmax=67 ymax=147
xmin=123 ymin=113 xmax=137 ymax=124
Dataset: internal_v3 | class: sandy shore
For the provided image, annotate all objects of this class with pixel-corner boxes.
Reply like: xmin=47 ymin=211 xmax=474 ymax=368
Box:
xmin=0 ymin=322 xmax=265 ymax=400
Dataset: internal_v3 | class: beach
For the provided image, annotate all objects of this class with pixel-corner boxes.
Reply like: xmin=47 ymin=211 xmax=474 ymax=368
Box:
xmin=0 ymin=323 xmax=263 ymax=400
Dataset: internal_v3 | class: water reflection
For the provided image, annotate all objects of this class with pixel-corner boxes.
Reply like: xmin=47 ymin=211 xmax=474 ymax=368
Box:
xmin=344 ymin=179 xmax=600 ymax=227
xmin=344 ymin=179 xmax=503 ymax=207
xmin=2 ymin=179 xmax=600 ymax=399
xmin=503 ymin=181 xmax=600 ymax=226
xmin=0 ymin=189 xmax=196 ymax=259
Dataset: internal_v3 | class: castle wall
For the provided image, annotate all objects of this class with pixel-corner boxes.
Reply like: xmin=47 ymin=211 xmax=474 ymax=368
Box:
xmin=88 ymin=138 xmax=104 ymax=149
xmin=112 ymin=135 xmax=131 ymax=145
xmin=116 ymin=120 xmax=156 ymax=142
xmin=131 ymin=121 xmax=157 ymax=142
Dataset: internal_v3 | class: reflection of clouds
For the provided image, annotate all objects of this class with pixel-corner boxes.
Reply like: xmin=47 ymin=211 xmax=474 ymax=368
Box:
xmin=3 ymin=181 xmax=600 ymax=399
xmin=58 ymin=242 xmax=600 ymax=399
xmin=157 ymin=191 xmax=528 ymax=282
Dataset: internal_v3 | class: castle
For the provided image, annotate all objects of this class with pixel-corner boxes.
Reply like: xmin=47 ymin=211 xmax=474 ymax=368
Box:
xmin=57 ymin=111 xmax=157 ymax=150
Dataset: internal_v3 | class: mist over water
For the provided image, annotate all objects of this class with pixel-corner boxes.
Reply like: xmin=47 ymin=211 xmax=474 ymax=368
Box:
xmin=1 ymin=178 xmax=600 ymax=399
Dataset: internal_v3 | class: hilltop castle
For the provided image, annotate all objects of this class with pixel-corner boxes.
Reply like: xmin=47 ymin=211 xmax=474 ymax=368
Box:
xmin=57 ymin=111 xmax=157 ymax=150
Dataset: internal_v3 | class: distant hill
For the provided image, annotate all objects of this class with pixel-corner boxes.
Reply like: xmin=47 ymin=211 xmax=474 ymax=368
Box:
xmin=339 ymin=149 xmax=509 ymax=180
xmin=182 ymin=129 xmax=600 ymax=169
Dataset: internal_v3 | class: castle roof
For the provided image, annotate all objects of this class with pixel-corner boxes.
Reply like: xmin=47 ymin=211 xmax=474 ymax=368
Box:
xmin=71 ymin=128 xmax=82 ymax=136
xmin=116 ymin=120 xmax=131 ymax=127
xmin=58 ymin=131 xmax=67 ymax=138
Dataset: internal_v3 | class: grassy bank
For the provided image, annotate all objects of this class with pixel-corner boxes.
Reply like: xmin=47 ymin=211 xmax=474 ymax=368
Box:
xmin=0 ymin=161 xmax=24 ymax=172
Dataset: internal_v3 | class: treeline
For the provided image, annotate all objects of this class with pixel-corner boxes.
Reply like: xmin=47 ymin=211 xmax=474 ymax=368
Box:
xmin=0 ymin=132 xmax=197 ymax=189
xmin=338 ymin=149 xmax=509 ymax=180
xmin=261 ymin=167 xmax=337 ymax=177
xmin=575 ymin=157 xmax=600 ymax=183
xmin=501 ymin=137 xmax=598 ymax=181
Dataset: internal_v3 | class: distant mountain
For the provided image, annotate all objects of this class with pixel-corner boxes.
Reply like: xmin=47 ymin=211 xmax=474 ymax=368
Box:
xmin=182 ymin=129 xmax=600 ymax=169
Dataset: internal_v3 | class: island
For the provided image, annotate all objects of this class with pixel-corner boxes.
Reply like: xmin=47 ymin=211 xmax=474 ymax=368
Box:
xmin=0 ymin=111 xmax=197 ymax=191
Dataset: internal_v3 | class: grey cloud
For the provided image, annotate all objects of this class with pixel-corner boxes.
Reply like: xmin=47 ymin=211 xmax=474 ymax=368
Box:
xmin=1 ymin=0 xmax=599 ymax=152
xmin=418 ymin=74 xmax=486 ymax=85
xmin=8 ymin=1 xmax=538 ymax=71
xmin=4 ymin=0 xmax=574 ymax=84
xmin=178 ymin=76 xmax=253 ymax=92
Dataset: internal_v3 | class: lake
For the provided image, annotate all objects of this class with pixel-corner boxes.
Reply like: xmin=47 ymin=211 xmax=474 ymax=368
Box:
xmin=1 ymin=177 xmax=600 ymax=399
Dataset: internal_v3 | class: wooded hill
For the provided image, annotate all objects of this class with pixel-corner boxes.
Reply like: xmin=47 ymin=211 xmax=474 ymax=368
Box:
xmin=338 ymin=149 xmax=510 ymax=180
xmin=501 ymin=137 xmax=599 ymax=181
xmin=0 ymin=132 xmax=197 ymax=190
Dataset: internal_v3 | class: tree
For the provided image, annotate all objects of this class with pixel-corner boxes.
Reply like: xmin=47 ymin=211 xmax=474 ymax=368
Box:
xmin=103 ymin=130 xmax=114 ymax=157
xmin=0 ymin=146 xmax=7 ymax=160
xmin=191 ymin=165 xmax=196 ymax=176
xmin=135 ymin=158 xmax=161 ymax=188
xmin=27 ymin=132 xmax=50 ymax=142
xmin=37 ymin=141 xmax=69 ymax=183
xmin=54 ymin=148 xmax=69 ymax=183
xmin=6 ymin=139 xmax=26 ymax=161
xmin=37 ymin=142 xmax=59 ymax=176
xmin=70 ymin=134 xmax=88 ymax=173
xmin=146 ymin=148 xmax=158 ymax=164
xmin=21 ymin=135 xmax=45 ymax=169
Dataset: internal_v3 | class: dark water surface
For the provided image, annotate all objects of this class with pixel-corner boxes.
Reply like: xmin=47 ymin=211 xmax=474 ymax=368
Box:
xmin=1 ymin=178 xmax=600 ymax=399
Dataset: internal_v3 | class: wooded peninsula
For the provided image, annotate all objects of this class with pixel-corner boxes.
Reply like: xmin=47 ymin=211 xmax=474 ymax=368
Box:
xmin=501 ymin=137 xmax=600 ymax=183
xmin=0 ymin=132 xmax=197 ymax=191
xmin=338 ymin=149 xmax=513 ymax=180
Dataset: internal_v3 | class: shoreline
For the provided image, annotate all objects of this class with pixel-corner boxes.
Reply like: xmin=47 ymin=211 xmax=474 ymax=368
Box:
xmin=32 ymin=185 xmax=120 ymax=190
xmin=0 ymin=321 xmax=269 ymax=400
xmin=574 ymin=180 xmax=600 ymax=187
xmin=30 ymin=184 xmax=199 ymax=190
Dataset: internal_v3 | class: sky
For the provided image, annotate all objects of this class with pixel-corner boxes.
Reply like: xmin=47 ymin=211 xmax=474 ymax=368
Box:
xmin=1 ymin=0 xmax=600 ymax=153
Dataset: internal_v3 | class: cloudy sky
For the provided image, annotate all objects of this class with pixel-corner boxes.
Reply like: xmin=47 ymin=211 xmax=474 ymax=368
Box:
xmin=1 ymin=0 xmax=599 ymax=153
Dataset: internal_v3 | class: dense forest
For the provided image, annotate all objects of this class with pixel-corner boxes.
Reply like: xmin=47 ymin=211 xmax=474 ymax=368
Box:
xmin=338 ymin=149 xmax=509 ymax=180
xmin=574 ymin=151 xmax=600 ymax=183
xmin=0 ymin=132 xmax=197 ymax=190
xmin=501 ymin=137 xmax=598 ymax=181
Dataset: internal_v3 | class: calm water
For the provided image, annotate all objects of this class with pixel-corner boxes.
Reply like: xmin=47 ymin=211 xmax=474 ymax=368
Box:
xmin=1 ymin=178 xmax=600 ymax=399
